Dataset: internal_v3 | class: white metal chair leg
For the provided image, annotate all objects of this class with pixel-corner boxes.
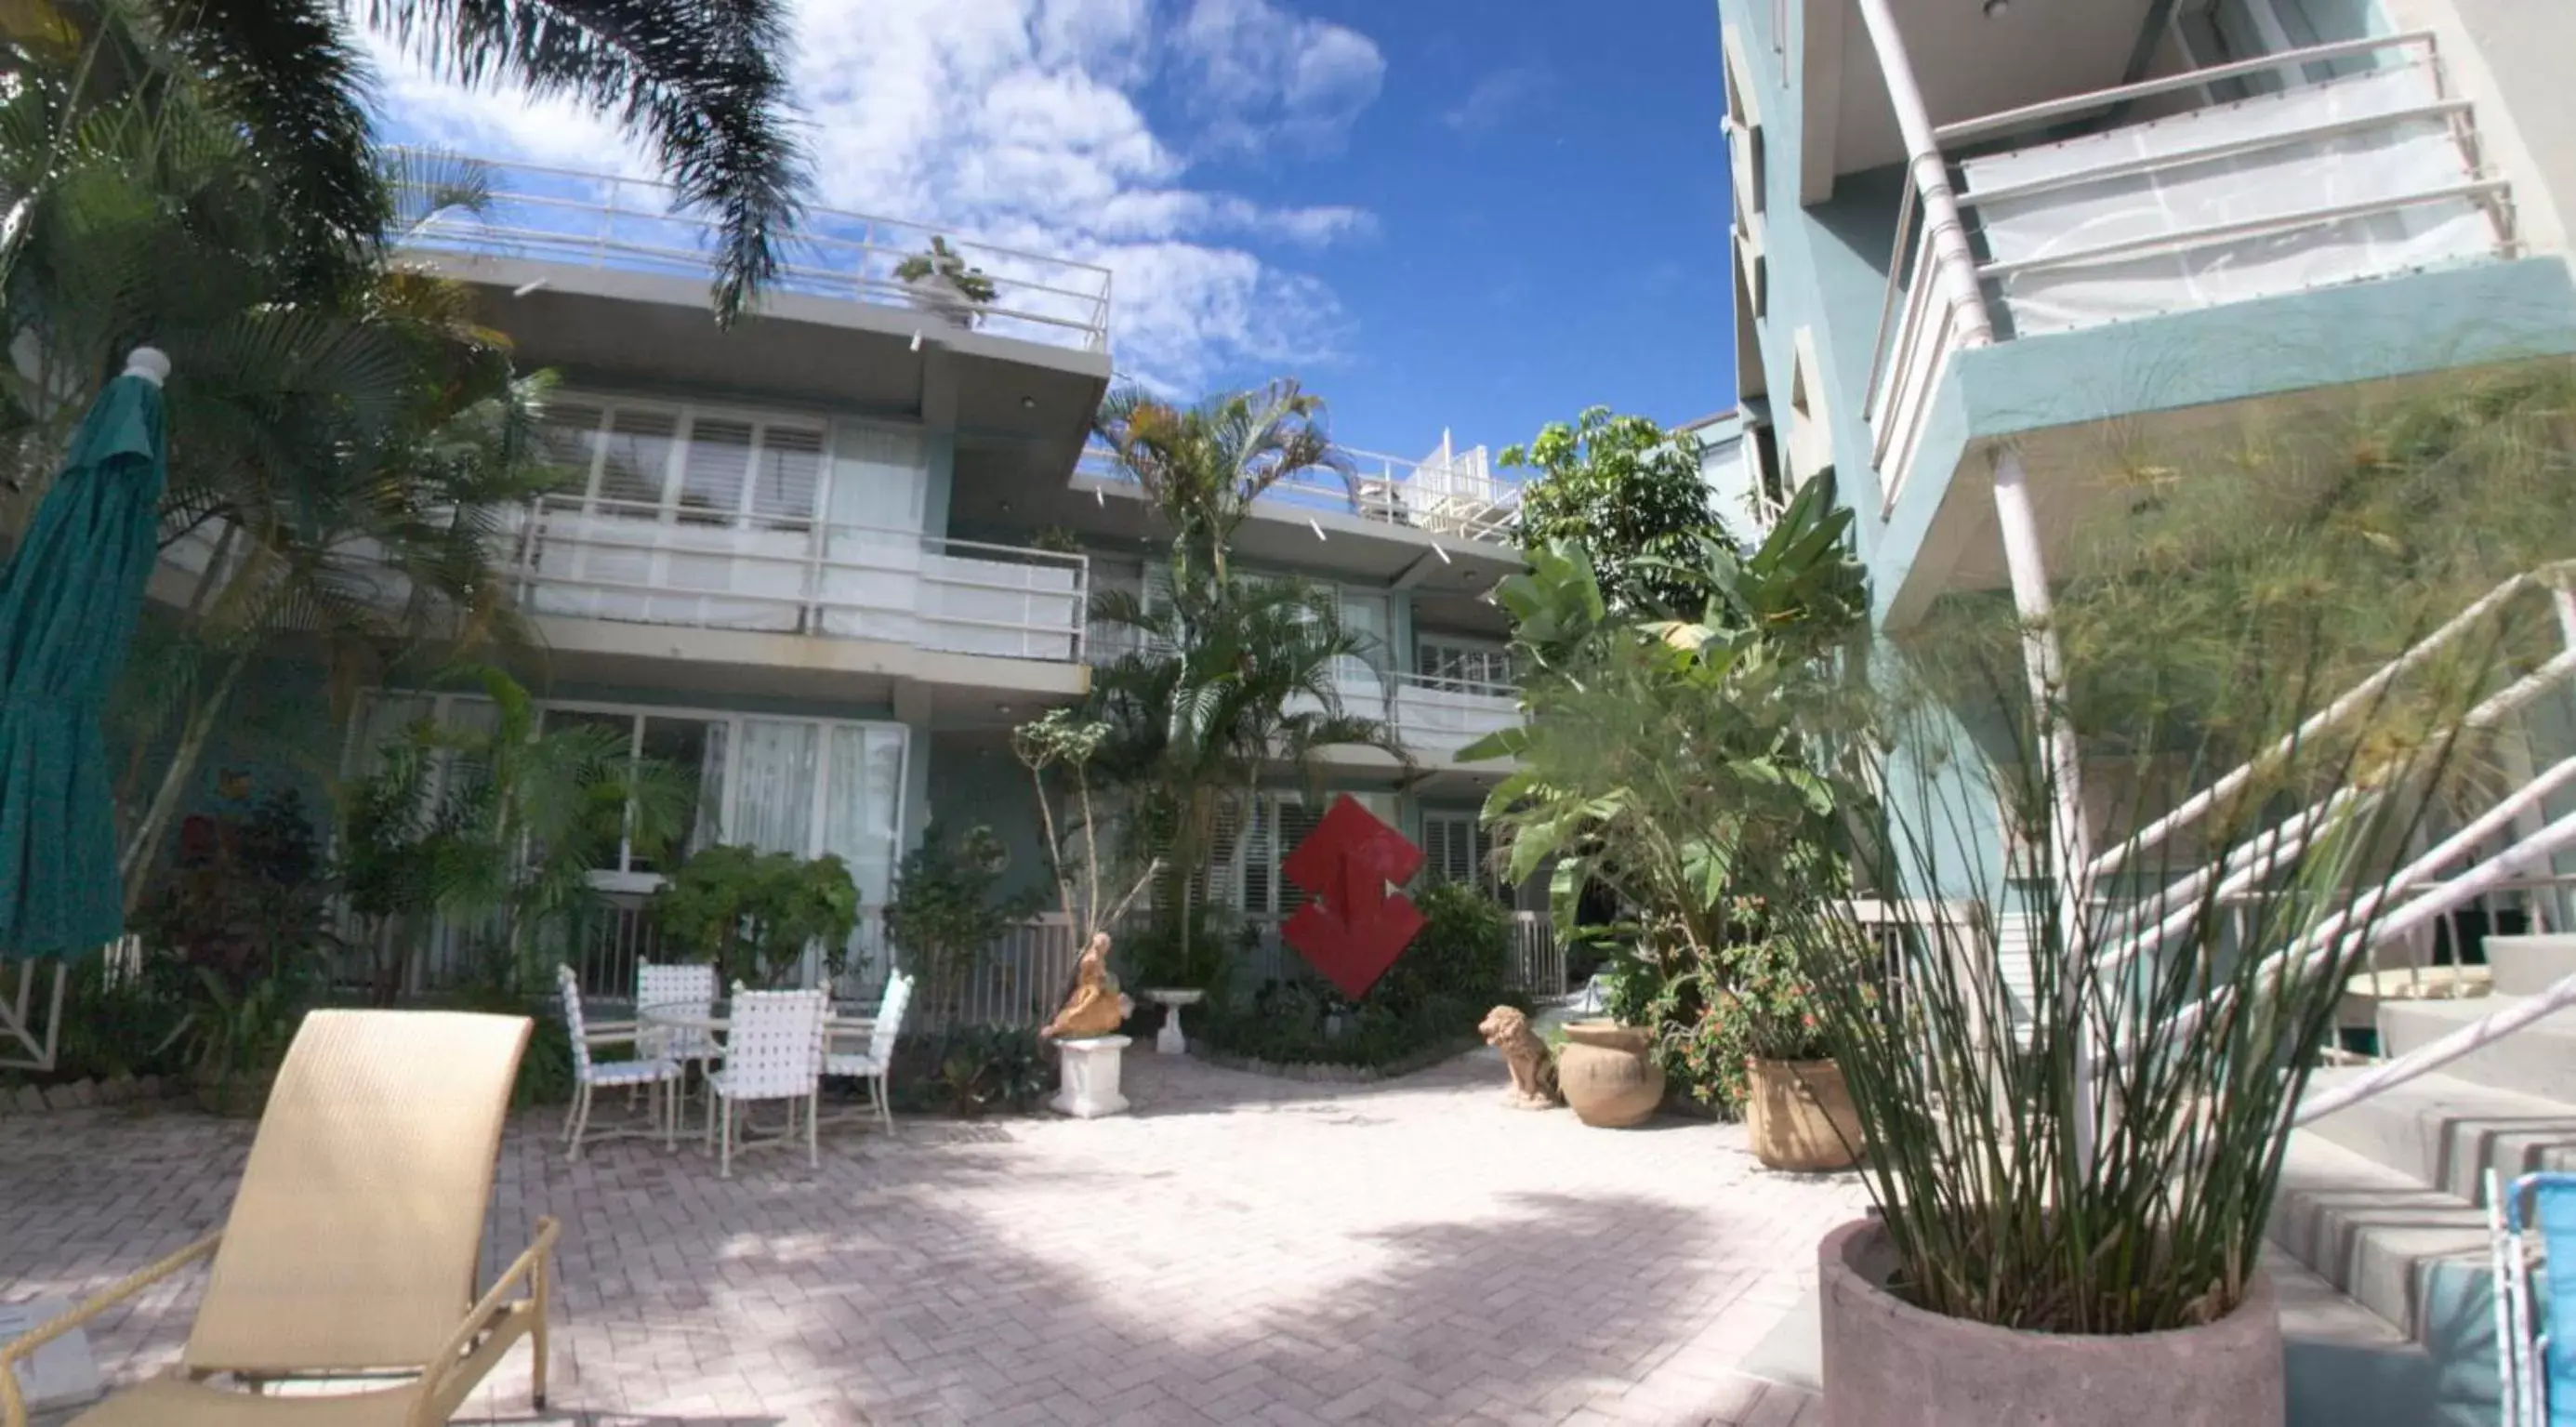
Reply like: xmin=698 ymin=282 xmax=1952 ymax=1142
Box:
xmin=566 ymin=1083 xmax=591 ymax=1162
xmin=720 ymin=1097 xmax=734 ymax=1180
xmin=806 ymin=1090 xmax=819 ymax=1169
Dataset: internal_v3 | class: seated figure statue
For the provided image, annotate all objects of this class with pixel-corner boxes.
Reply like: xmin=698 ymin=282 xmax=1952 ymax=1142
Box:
xmin=1041 ymin=932 xmax=1132 ymax=1040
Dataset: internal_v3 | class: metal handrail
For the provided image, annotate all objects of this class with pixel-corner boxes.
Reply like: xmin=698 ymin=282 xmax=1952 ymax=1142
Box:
xmin=508 ymin=495 xmax=1089 ymax=658
xmin=1860 ymin=30 xmax=2500 ymax=515
xmin=392 ymin=149 xmax=1116 ymax=352
xmin=1933 ymin=31 xmax=2439 ymax=146
xmin=2295 ymin=966 xmax=2576 ymax=1126
xmin=2095 ymin=563 xmax=2576 ymax=879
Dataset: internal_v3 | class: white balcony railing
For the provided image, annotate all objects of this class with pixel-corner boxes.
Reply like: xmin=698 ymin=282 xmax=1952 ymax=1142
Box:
xmin=1866 ymin=33 xmax=2512 ymax=513
xmin=392 ymin=152 xmax=1115 ymax=353
xmin=165 ymin=498 xmax=1091 ymax=665
xmin=500 ymin=495 xmax=1088 ymax=661
xmin=1078 ymin=438 xmax=1524 ymax=545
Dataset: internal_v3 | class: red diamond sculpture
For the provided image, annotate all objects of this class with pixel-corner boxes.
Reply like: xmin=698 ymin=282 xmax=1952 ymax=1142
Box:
xmin=1280 ymin=795 xmax=1425 ymax=999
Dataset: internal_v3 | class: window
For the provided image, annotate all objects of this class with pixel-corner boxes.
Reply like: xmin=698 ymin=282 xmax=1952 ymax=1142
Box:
xmin=1420 ymin=811 xmax=1498 ymax=899
xmin=1416 ymin=638 xmax=1512 ymax=691
xmin=1197 ymin=792 xmax=1394 ymax=918
xmin=539 ymin=399 xmax=830 ymax=528
xmin=517 ymin=703 xmax=905 ymax=901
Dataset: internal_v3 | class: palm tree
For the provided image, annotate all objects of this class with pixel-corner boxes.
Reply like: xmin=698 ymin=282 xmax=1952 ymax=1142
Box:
xmin=1091 ymin=379 xmax=1352 ymax=591
xmin=8 ymin=0 xmax=805 ymax=322
xmin=343 ymin=666 xmax=693 ymax=1001
xmin=1088 ymin=574 xmax=1410 ymax=978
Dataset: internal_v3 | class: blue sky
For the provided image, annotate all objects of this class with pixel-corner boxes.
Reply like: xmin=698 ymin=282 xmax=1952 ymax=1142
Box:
xmin=370 ymin=0 xmax=1737 ymax=462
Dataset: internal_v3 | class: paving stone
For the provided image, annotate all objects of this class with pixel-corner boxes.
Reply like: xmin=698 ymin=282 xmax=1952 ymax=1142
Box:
xmin=0 ymin=1050 xmax=1864 ymax=1426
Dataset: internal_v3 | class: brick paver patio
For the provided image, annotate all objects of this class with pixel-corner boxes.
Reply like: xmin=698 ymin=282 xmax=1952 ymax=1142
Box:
xmin=2 ymin=1049 xmax=1866 ymax=1426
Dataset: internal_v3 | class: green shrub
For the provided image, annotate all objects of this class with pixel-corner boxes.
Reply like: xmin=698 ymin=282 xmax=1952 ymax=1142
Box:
xmin=1120 ymin=898 xmax=1238 ymax=991
xmin=1373 ymin=880 xmax=1511 ymax=1017
xmin=651 ymin=844 xmax=860 ymax=988
xmin=887 ymin=1026 xmax=1057 ymax=1116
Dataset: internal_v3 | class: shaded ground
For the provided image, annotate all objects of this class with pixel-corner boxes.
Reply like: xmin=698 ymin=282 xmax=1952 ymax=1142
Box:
xmin=2 ymin=1049 xmax=1867 ymax=1426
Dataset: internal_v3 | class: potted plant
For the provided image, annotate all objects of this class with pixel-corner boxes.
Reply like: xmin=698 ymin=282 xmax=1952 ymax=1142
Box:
xmin=896 ymin=235 xmax=997 ymax=329
xmin=650 ymin=844 xmax=861 ymax=988
xmin=1713 ymin=929 xmax=1861 ymax=1170
xmin=1758 ymin=440 xmax=2529 ymax=1423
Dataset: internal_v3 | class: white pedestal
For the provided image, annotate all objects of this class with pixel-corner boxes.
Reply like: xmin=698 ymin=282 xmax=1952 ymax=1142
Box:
xmin=1145 ymin=989 xmax=1204 ymax=1054
xmin=1050 ymin=1036 xmax=1132 ymax=1118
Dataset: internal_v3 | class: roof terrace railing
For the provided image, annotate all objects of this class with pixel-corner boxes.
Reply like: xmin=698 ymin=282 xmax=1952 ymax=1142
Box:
xmin=391 ymin=150 xmax=1115 ymax=354
xmin=1076 ymin=441 xmax=1525 ymax=546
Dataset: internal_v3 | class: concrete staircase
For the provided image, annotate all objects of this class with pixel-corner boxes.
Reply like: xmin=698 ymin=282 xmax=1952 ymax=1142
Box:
xmin=2271 ymin=932 xmax=2576 ymax=1425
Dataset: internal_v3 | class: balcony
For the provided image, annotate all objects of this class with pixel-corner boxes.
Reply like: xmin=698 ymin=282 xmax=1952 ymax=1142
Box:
xmin=162 ymin=498 xmax=1090 ymax=681
xmin=1865 ymin=33 xmax=2517 ymax=514
xmin=1076 ymin=438 xmax=1525 ymax=547
xmin=394 ymin=153 xmax=1114 ymax=355
xmin=497 ymin=495 xmax=1087 ymax=660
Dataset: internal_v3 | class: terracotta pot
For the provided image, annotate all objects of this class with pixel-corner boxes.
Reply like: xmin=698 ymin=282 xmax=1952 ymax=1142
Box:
xmin=1555 ymin=1020 xmax=1663 ymax=1127
xmin=1744 ymin=1058 xmax=1863 ymax=1170
xmin=1819 ymin=1218 xmax=2284 ymax=1426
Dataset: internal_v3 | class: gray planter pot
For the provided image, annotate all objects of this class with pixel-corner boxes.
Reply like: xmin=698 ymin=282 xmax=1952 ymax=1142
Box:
xmin=1819 ymin=1218 xmax=2283 ymax=1426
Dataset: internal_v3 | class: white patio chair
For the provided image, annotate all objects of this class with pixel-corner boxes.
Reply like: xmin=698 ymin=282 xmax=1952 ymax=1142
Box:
xmin=824 ymin=971 xmax=913 ymax=1135
xmin=704 ymin=984 xmax=827 ymax=1178
xmin=635 ymin=960 xmax=722 ymax=1099
xmin=556 ymin=963 xmax=679 ymax=1160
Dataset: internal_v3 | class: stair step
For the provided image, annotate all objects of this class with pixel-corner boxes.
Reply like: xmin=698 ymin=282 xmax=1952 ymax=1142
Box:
xmin=2485 ymin=934 xmax=2576 ymax=998
xmin=2379 ymin=994 xmax=2576 ymax=1101
xmin=2269 ymin=1246 xmax=2473 ymax=1427
xmin=2271 ymin=1133 xmax=2498 ymax=1368
xmin=2300 ymin=1066 xmax=2576 ymax=1202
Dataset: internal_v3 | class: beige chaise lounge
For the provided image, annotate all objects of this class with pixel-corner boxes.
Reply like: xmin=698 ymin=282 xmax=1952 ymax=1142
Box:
xmin=0 ymin=1010 xmax=561 ymax=1427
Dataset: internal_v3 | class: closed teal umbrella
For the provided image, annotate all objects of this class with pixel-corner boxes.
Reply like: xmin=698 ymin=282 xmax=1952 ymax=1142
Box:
xmin=0 ymin=348 xmax=170 ymax=958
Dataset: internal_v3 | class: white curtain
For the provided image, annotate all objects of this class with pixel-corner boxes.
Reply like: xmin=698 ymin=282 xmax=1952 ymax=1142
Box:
xmin=733 ymin=720 xmax=819 ymax=854
xmin=821 ymin=724 xmax=906 ymax=905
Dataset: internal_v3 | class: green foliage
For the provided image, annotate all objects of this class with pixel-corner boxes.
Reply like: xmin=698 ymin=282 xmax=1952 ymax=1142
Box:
xmin=1750 ymin=377 xmax=2566 ymax=1335
xmin=885 ymin=824 xmax=1043 ymax=1020
xmin=1198 ymin=889 xmax=1520 ymax=1069
xmin=894 ymin=237 xmax=998 ymax=304
xmin=1091 ymin=379 xmax=1347 ymax=589
xmin=136 ymin=790 xmax=336 ymax=996
xmin=1087 ymin=385 xmax=1406 ymax=960
xmin=1197 ymin=973 xmax=1517 ymax=1071
xmin=1472 ymin=482 xmax=1869 ymax=962
xmin=341 ymin=667 xmax=693 ymax=1000
xmin=888 ymin=1026 xmax=1057 ymax=1116
xmin=35 ymin=952 xmax=192 ymax=1085
xmin=1504 ymin=406 xmax=1733 ymax=616
xmin=1373 ymin=880 xmax=1511 ymax=1018
xmin=651 ymin=843 xmax=861 ymax=988
xmin=931 ymin=1025 xmax=1052 ymax=1116
xmin=1118 ymin=898 xmax=1237 ymax=991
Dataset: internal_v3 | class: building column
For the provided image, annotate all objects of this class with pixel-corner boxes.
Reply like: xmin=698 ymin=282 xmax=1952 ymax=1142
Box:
xmin=1991 ymin=445 xmax=2099 ymax=1167
xmin=1849 ymin=0 xmax=1994 ymax=350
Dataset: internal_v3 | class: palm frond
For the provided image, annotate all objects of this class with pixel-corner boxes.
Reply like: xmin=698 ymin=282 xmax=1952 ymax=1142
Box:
xmin=357 ymin=0 xmax=808 ymax=321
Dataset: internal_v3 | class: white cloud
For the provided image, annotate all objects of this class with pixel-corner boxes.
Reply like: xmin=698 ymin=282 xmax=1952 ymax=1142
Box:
xmin=367 ymin=0 xmax=1380 ymax=390
xmin=1171 ymin=0 xmax=1386 ymax=156
xmin=1441 ymin=66 xmax=1549 ymax=136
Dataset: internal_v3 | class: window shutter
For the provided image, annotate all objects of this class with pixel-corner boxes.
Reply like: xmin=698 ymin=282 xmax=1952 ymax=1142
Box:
xmin=755 ymin=425 xmax=825 ymax=522
xmin=676 ymin=417 xmax=754 ymax=525
xmin=597 ymin=410 xmax=679 ymax=509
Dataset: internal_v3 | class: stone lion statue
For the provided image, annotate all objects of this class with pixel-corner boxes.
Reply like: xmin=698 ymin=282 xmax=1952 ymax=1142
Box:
xmin=1480 ymin=1005 xmax=1558 ymax=1110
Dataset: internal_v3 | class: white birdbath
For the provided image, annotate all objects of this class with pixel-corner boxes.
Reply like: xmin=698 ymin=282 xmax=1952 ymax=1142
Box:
xmin=1050 ymin=1036 xmax=1131 ymax=1118
xmin=1145 ymin=988 xmax=1205 ymax=1054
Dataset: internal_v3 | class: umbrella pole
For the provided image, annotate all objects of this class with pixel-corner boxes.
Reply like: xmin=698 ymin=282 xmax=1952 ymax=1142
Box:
xmin=0 ymin=958 xmax=66 ymax=1072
